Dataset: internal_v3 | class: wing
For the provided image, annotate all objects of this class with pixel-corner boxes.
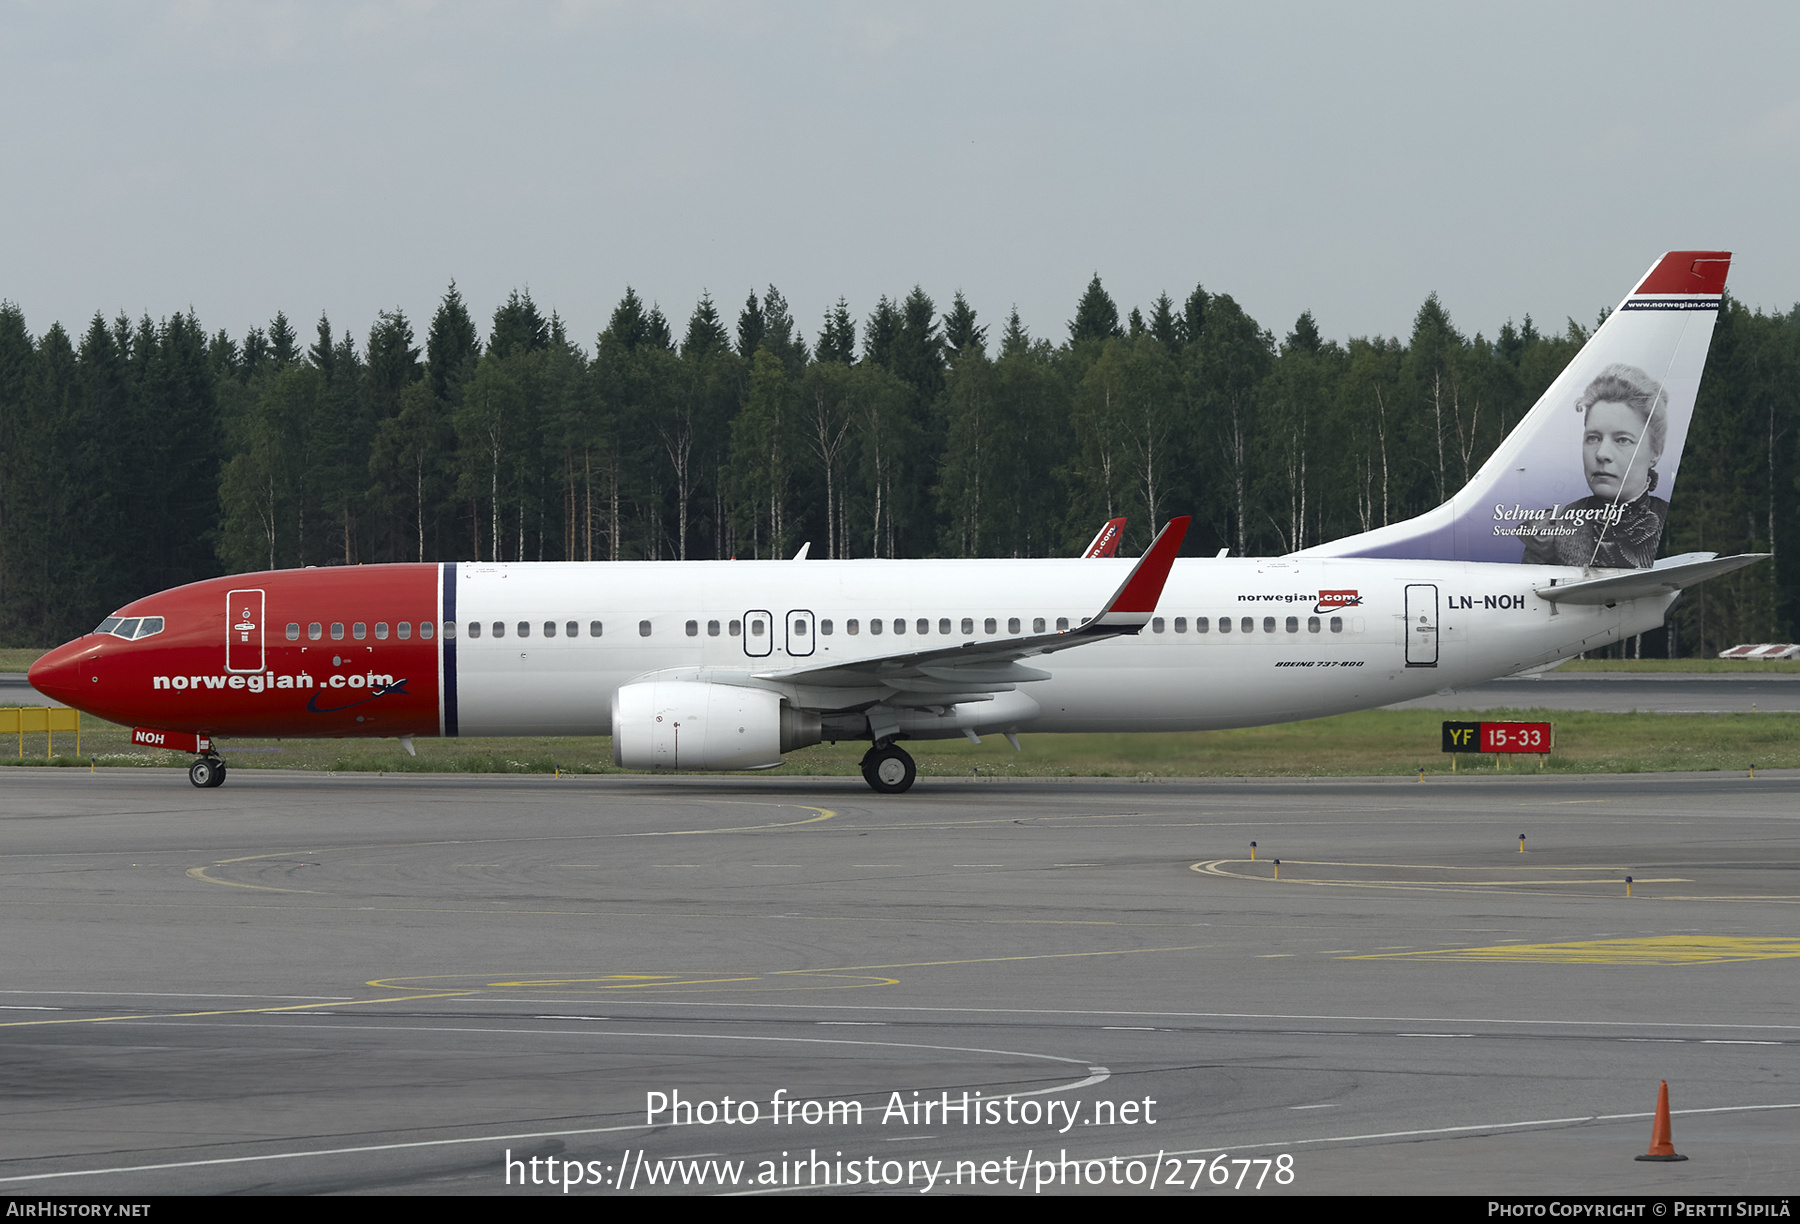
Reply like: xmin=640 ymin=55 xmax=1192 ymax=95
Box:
xmin=752 ymin=516 xmax=1190 ymax=709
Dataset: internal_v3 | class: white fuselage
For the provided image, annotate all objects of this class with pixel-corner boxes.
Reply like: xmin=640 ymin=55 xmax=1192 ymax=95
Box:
xmin=448 ymin=557 xmax=1663 ymax=738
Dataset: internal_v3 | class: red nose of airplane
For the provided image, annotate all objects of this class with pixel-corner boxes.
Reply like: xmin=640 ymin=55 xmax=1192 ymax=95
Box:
xmin=27 ymin=640 xmax=89 ymax=706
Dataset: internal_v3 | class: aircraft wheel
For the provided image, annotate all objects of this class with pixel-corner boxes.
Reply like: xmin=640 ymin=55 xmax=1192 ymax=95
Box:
xmin=189 ymin=757 xmax=226 ymax=788
xmin=863 ymin=744 xmax=916 ymax=795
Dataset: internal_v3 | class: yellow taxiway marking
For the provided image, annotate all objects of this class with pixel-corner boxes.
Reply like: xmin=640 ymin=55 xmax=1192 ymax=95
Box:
xmin=623 ymin=801 xmax=836 ymax=836
xmin=369 ymin=944 xmax=1218 ymax=996
xmin=185 ymin=851 xmax=320 ymax=894
xmin=183 ymin=803 xmax=834 ymax=890
xmin=0 ymin=991 xmax=474 ymax=1029
xmin=372 ymin=971 xmax=898 ymax=993
xmin=1192 ymin=858 xmax=1694 ymax=896
xmin=1348 ymin=936 xmax=1800 ymax=965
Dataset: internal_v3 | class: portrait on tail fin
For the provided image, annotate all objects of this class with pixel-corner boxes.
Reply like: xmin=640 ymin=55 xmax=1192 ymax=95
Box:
xmin=1519 ymin=363 xmax=1669 ymax=569
xmin=1297 ymin=251 xmax=1728 ymax=569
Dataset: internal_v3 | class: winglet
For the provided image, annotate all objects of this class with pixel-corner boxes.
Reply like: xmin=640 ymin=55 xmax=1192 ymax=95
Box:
xmin=1081 ymin=517 xmax=1127 ymax=558
xmin=1091 ymin=516 xmax=1189 ymax=629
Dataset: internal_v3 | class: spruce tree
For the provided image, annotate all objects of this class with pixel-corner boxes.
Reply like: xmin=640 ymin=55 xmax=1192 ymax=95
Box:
xmin=816 ymin=299 xmax=855 ymax=364
xmin=426 ymin=283 xmax=481 ymax=401
xmin=1069 ymin=275 xmax=1122 ymax=345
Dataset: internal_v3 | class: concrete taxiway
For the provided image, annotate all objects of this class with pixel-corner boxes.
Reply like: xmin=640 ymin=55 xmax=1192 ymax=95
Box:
xmin=1386 ymin=671 xmax=1800 ymax=713
xmin=0 ymin=769 xmax=1794 ymax=1196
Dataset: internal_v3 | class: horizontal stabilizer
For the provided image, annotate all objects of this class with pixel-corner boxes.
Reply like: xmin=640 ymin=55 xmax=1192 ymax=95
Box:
xmin=1533 ymin=552 xmax=1768 ymax=605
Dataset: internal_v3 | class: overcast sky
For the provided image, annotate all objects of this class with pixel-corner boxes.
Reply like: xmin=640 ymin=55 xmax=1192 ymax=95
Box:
xmin=4 ymin=2 xmax=1796 ymax=356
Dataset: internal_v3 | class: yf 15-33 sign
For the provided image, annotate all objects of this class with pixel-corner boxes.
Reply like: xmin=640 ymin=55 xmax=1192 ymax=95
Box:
xmin=1442 ymin=721 xmax=1554 ymax=754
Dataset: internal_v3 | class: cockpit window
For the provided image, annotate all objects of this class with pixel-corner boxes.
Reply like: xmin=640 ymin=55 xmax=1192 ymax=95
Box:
xmin=95 ymin=615 xmax=164 ymax=640
xmin=94 ymin=614 xmax=164 ymax=639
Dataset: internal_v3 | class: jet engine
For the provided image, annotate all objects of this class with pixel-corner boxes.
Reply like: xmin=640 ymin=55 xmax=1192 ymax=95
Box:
xmin=611 ymin=680 xmax=821 ymax=771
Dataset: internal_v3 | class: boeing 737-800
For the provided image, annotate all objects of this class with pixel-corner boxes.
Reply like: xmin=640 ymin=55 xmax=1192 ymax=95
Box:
xmin=28 ymin=251 xmax=1763 ymax=792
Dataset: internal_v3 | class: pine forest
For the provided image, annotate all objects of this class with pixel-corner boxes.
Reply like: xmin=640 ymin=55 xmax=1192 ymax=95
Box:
xmin=2 ymin=276 xmax=1796 ymax=656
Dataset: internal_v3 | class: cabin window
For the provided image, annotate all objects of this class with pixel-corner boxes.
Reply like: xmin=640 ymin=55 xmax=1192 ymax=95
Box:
xmin=984 ymin=617 xmax=996 ymax=634
xmin=1241 ymin=617 xmax=1254 ymax=633
xmin=869 ymin=618 xmax=883 ymax=635
xmin=331 ymin=623 xmax=345 ymax=640
xmin=1152 ymin=617 xmax=1165 ymax=633
xmin=963 ymin=618 xmax=975 ymax=635
xmin=1008 ymin=617 xmax=1020 ymax=634
xmin=1308 ymin=617 xmax=1320 ymax=633
xmin=543 ymin=621 xmax=556 ymax=638
xmin=938 ymin=618 xmax=951 ymax=635
xmin=397 ymin=622 xmax=412 ymax=640
xmin=819 ymin=620 xmax=832 ymax=635
xmin=639 ymin=620 xmax=652 ymax=637
xmin=920 ymin=619 xmax=932 ymax=635
xmin=1174 ymin=617 xmax=1187 ymax=633
xmin=467 ymin=622 xmax=481 ymax=639
xmin=1195 ymin=617 xmax=1209 ymax=633
xmin=727 ymin=620 xmax=738 ymax=636
xmin=686 ymin=620 xmax=698 ymax=637
xmin=1263 ymin=617 xmax=1276 ymax=633
xmin=894 ymin=619 xmax=907 ymax=635
xmin=1056 ymin=617 xmax=1069 ymax=631
xmin=1218 ymin=616 xmax=1231 ymax=634
xmin=708 ymin=620 xmax=721 ymax=636
xmin=516 ymin=622 xmax=529 ymax=638
xmin=374 ymin=622 xmax=389 ymax=640
xmin=792 ymin=618 xmax=807 ymax=636
xmin=286 ymin=623 xmax=300 ymax=641
xmin=309 ymin=622 xmax=322 ymax=640
xmin=353 ymin=622 xmax=367 ymax=640
xmin=567 ymin=621 xmax=579 ymax=637
xmin=846 ymin=619 xmax=859 ymax=635
xmin=1286 ymin=616 xmax=1299 ymax=633
xmin=422 ymin=621 xmax=436 ymax=640
xmin=491 ymin=622 xmax=505 ymax=639
xmin=591 ymin=621 xmax=604 ymax=637
xmin=750 ymin=619 xmax=764 ymax=637
xmin=1330 ymin=616 xmax=1344 ymax=633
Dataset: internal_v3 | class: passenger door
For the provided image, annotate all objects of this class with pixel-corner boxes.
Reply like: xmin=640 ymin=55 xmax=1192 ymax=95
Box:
xmin=1404 ymin=584 xmax=1438 ymax=667
xmin=226 ymin=588 xmax=265 ymax=672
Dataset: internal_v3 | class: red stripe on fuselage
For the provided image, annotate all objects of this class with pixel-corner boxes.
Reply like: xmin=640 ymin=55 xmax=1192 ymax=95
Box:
xmin=29 ymin=565 xmax=442 ymax=739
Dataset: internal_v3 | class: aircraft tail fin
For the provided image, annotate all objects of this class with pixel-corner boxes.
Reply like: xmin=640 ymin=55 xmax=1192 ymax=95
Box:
xmin=1297 ymin=251 xmax=1731 ymax=569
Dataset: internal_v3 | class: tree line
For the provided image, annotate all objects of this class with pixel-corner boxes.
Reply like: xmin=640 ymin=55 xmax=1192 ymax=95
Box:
xmin=2 ymin=276 xmax=1797 ymax=656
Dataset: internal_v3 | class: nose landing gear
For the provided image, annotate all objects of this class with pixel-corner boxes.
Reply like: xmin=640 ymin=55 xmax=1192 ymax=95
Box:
xmin=860 ymin=743 xmax=916 ymax=794
xmin=188 ymin=755 xmax=227 ymax=788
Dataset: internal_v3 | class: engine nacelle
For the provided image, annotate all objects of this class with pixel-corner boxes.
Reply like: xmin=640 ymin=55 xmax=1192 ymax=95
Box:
xmin=612 ymin=680 xmax=808 ymax=771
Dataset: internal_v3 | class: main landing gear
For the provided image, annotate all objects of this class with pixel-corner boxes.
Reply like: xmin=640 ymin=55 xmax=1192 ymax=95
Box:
xmin=860 ymin=743 xmax=916 ymax=795
xmin=188 ymin=755 xmax=227 ymax=789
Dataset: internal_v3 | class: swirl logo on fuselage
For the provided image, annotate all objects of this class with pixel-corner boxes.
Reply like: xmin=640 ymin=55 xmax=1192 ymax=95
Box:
xmin=306 ymin=676 xmax=410 ymax=714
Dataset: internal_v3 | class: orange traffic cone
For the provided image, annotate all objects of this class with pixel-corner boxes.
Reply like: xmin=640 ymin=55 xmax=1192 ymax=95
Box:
xmin=1634 ymin=1080 xmax=1687 ymax=1162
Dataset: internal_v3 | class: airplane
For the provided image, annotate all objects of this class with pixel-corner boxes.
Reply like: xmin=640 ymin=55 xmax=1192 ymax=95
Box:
xmin=28 ymin=251 xmax=1764 ymax=793
xmin=1082 ymin=518 xmax=1126 ymax=558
